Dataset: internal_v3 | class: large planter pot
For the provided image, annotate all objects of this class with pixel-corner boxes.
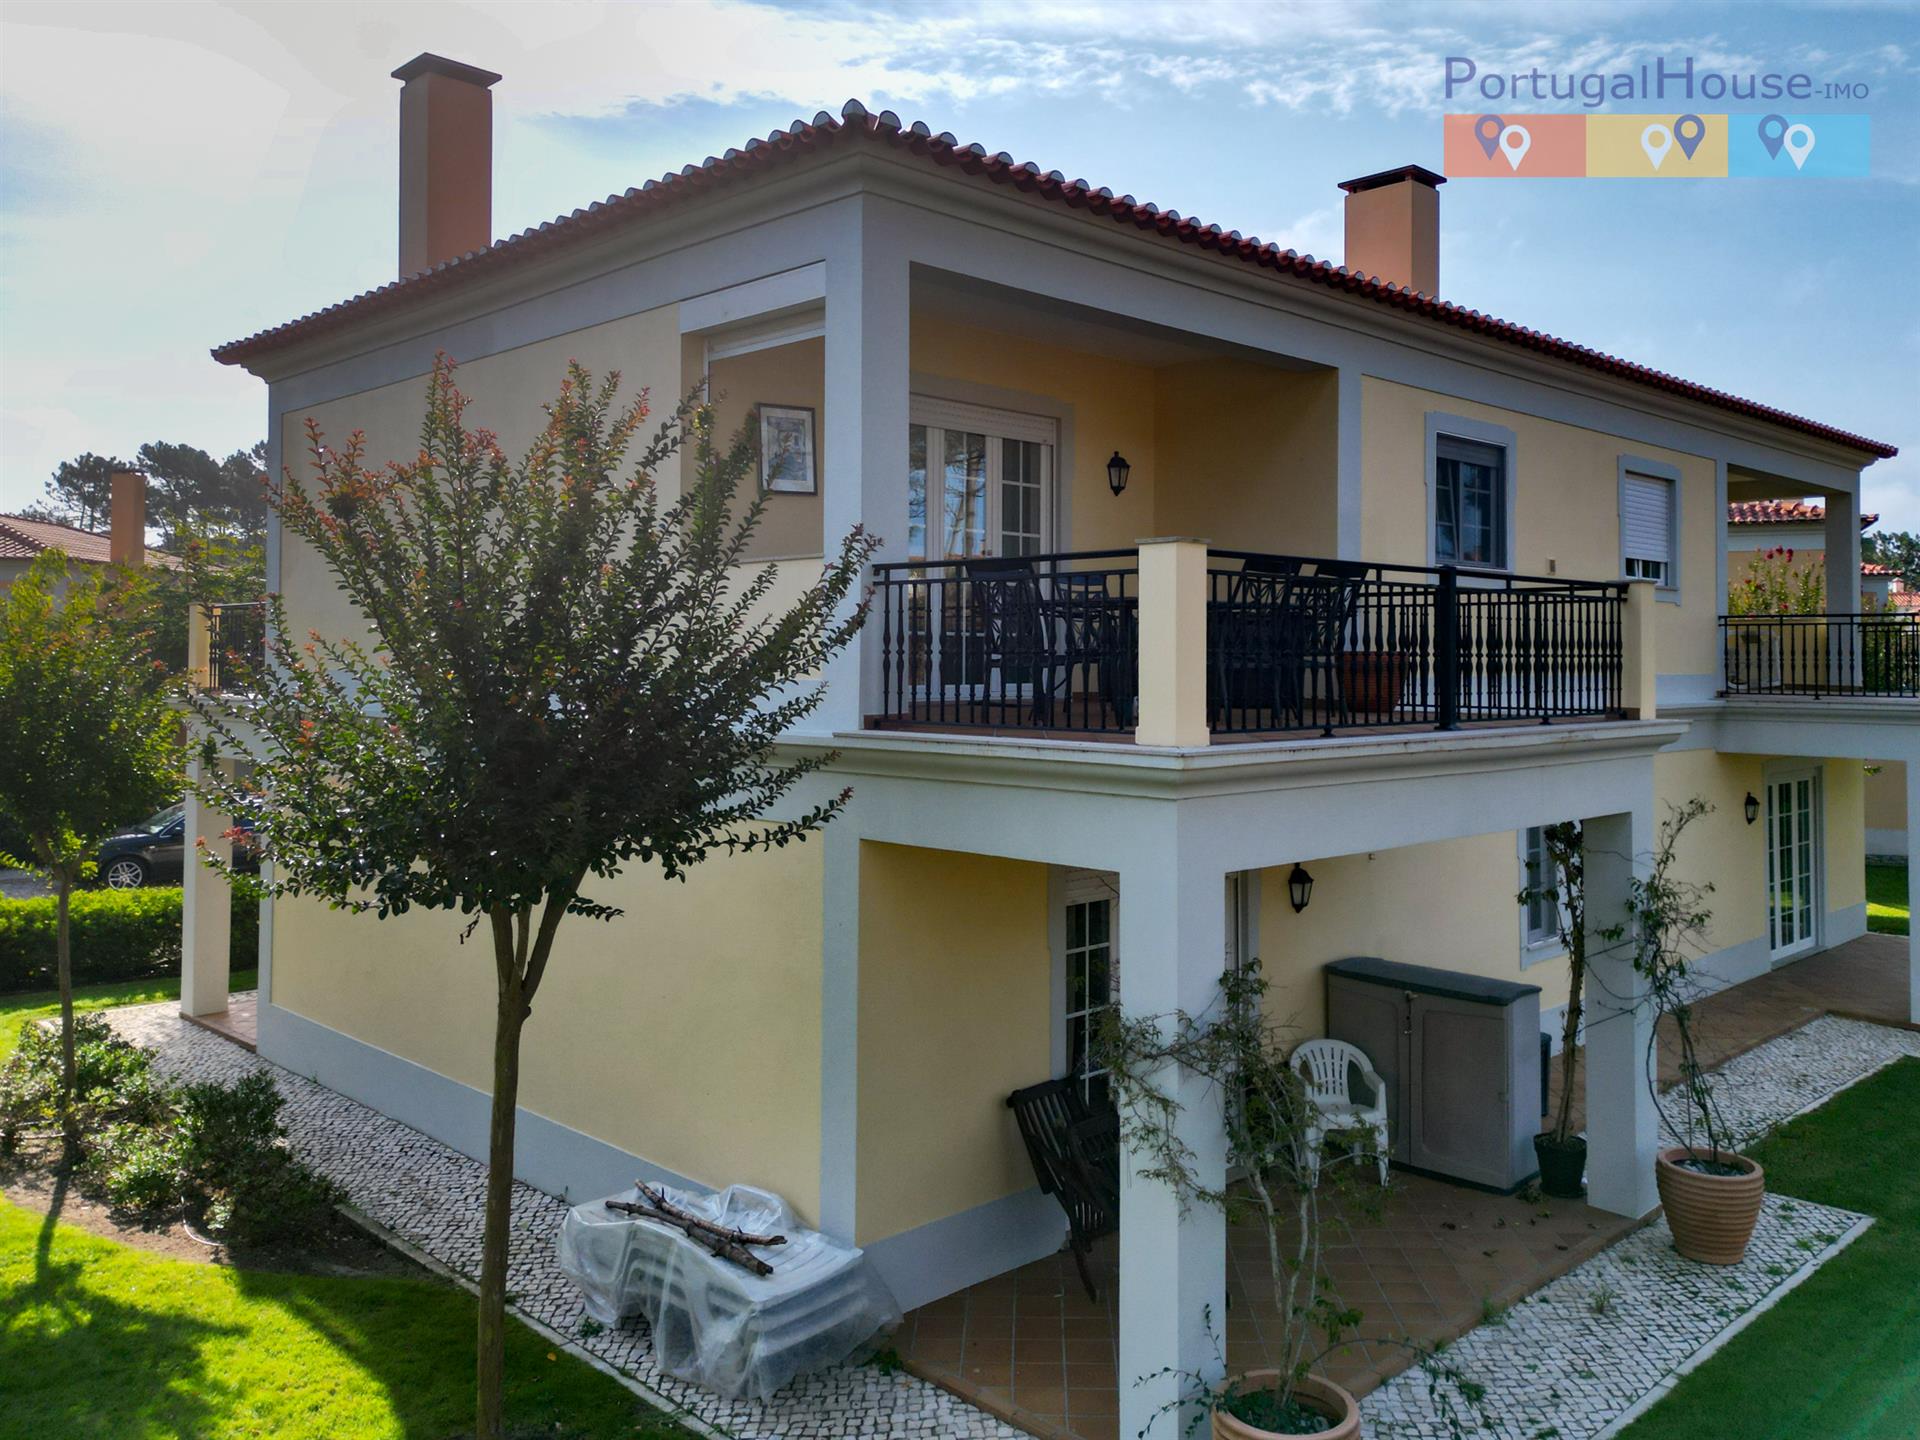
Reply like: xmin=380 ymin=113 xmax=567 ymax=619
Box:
xmin=1656 ymin=1146 xmax=1765 ymax=1264
xmin=1212 ymin=1370 xmax=1361 ymax=1440
xmin=1337 ymin=650 xmax=1411 ymax=720
xmin=1533 ymin=1133 xmax=1587 ymax=1199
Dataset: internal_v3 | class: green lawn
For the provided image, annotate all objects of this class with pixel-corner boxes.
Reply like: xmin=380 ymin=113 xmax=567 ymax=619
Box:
xmin=1866 ymin=861 xmax=1909 ymax=936
xmin=1619 ymin=1057 xmax=1920 ymax=1439
xmin=0 ymin=970 xmax=256 ymax=1064
xmin=0 ymin=973 xmax=698 ymax=1439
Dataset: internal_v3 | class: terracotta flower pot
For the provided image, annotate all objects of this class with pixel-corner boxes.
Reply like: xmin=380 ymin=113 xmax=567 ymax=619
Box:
xmin=1212 ymin=1370 xmax=1361 ymax=1440
xmin=1656 ymin=1146 xmax=1765 ymax=1265
xmin=1337 ymin=650 xmax=1411 ymax=720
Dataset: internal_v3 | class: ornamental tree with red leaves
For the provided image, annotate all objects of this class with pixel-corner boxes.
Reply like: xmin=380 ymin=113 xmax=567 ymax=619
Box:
xmin=187 ymin=357 xmax=874 ymax=1440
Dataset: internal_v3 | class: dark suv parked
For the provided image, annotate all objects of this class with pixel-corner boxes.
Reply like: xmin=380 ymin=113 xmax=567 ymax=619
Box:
xmin=96 ymin=804 xmax=256 ymax=889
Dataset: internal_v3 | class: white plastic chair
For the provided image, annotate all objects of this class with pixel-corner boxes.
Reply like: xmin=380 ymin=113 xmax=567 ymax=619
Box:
xmin=1291 ymin=1038 xmax=1390 ymax=1186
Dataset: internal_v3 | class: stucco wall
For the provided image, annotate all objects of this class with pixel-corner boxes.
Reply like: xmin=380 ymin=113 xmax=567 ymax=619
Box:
xmin=1866 ymin=760 xmax=1908 ymax=848
xmin=854 ymin=841 xmax=1050 ymax=1245
xmin=1359 ymin=377 xmax=1718 ymax=681
xmin=271 ymin=835 xmax=825 ymax=1219
xmin=279 ymin=303 xmax=684 ymax=646
xmin=703 ymin=335 xmax=826 ymax=561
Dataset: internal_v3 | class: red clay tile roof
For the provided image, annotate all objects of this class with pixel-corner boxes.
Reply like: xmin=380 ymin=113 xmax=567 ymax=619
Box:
xmin=212 ymin=102 xmax=1899 ymax=461
xmin=1727 ymin=499 xmax=1880 ymax=528
xmin=0 ymin=514 xmax=179 ymax=569
xmin=1861 ymin=561 xmax=1895 ymax=575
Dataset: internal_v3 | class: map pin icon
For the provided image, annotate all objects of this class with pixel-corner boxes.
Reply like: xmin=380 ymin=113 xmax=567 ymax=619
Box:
xmin=1500 ymin=123 xmax=1532 ymax=172
xmin=1475 ymin=114 xmax=1504 ymax=160
xmin=1783 ymin=123 xmax=1816 ymax=170
xmin=1641 ymin=123 xmax=1673 ymax=170
xmin=1758 ymin=114 xmax=1787 ymax=160
xmin=1674 ymin=114 xmax=1705 ymax=160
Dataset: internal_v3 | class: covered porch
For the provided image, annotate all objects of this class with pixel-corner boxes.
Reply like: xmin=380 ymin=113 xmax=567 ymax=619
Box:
xmin=891 ymin=932 xmax=1915 ymax=1440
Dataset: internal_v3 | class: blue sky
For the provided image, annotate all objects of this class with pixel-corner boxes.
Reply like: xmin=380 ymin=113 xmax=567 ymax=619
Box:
xmin=3 ymin=0 xmax=1916 ymax=529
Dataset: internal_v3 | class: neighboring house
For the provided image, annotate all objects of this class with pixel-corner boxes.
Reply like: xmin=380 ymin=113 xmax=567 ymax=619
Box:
xmin=1724 ymin=499 xmax=1909 ymax=857
xmin=190 ymin=54 xmax=1917 ymax=1433
xmin=0 ymin=482 xmax=174 ymax=590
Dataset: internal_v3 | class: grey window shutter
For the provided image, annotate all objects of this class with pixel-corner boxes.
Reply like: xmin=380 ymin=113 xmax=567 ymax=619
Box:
xmin=1622 ymin=474 xmax=1673 ymax=567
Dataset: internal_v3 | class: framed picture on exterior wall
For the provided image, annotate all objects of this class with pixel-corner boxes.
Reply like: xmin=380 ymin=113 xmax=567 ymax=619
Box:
xmin=758 ymin=404 xmax=817 ymax=494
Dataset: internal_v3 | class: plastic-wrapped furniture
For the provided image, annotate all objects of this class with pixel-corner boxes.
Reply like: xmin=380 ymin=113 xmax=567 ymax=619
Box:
xmin=556 ymin=1183 xmax=900 ymax=1402
xmin=1291 ymin=1037 xmax=1391 ymax=1185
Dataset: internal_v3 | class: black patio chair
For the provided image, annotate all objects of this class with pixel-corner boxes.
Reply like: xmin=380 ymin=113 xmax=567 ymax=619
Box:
xmin=964 ymin=559 xmax=1054 ymax=725
xmin=1006 ymin=1078 xmax=1120 ymax=1301
xmin=1273 ymin=559 xmax=1366 ymax=733
xmin=1209 ymin=556 xmax=1301 ymax=723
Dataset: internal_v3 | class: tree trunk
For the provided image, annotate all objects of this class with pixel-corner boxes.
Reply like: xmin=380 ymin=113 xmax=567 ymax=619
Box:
xmin=1554 ymin=960 xmax=1582 ymax=1143
xmin=56 ymin=875 xmax=76 ymax=1149
xmin=476 ymin=924 xmax=527 ymax=1440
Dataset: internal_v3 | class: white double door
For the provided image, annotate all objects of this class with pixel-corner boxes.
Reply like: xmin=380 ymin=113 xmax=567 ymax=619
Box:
xmin=907 ymin=399 xmax=1054 ymax=564
xmin=1766 ymin=768 xmax=1821 ymax=964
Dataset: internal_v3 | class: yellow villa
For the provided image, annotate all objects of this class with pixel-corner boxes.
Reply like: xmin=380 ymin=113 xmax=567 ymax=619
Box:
xmin=185 ymin=54 xmax=1915 ymax=1440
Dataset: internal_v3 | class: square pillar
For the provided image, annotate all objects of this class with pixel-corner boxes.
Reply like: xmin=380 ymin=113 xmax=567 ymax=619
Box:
xmin=179 ymin=755 xmax=233 ymax=1018
xmin=1823 ymin=490 xmax=1863 ymax=687
xmin=1620 ymin=579 xmax=1657 ymax=719
xmin=1116 ymin=845 xmax=1228 ymax=1437
xmin=818 ymin=210 xmax=910 ymax=734
xmin=1581 ymin=803 xmax=1660 ymax=1217
xmin=1135 ymin=539 xmax=1211 ymax=747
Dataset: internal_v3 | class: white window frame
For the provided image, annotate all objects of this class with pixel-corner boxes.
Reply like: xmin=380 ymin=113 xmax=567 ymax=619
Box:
xmin=1425 ymin=412 xmax=1518 ymax=573
xmin=1053 ymin=868 xmax=1119 ymax=1106
xmin=1764 ymin=763 xmax=1823 ymax=965
xmin=908 ymin=397 xmax=1058 ymax=563
xmin=1618 ymin=454 xmax=1683 ymax=604
xmin=1519 ymin=825 xmax=1565 ymax=964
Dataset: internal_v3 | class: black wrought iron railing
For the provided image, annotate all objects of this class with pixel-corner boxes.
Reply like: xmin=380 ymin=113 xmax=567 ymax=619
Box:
xmin=206 ymin=601 xmax=267 ymax=694
xmin=1721 ymin=613 xmax=1920 ymax=698
xmin=872 ymin=551 xmax=1141 ymax=734
xmin=1208 ymin=553 xmax=1625 ymax=735
xmin=868 ymin=548 xmax=1628 ymax=739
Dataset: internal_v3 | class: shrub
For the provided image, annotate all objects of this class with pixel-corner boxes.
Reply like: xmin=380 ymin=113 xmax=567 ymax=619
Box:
xmin=0 ymin=884 xmax=259 ymax=993
xmin=1 ymin=1012 xmax=340 ymax=1247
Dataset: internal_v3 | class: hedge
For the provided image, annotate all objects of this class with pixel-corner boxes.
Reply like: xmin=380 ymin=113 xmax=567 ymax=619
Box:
xmin=0 ymin=886 xmax=259 ymax=993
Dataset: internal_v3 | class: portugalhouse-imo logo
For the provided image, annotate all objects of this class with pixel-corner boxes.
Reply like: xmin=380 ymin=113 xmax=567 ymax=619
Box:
xmin=1443 ymin=112 xmax=1868 ymax=178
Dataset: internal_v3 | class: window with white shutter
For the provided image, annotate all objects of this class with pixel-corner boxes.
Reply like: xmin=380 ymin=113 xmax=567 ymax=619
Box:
xmin=1621 ymin=473 xmax=1675 ymax=587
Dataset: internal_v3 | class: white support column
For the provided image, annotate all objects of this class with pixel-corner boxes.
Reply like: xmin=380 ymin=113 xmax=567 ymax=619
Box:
xmin=1824 ymin=488 xmax=1863 ymax=687
xmin=179 ymin=754 xmax=233 ymax=1018
xmin=1116 ymin=842 xmax=1228 ymax=1439
xmin=1907 ymin=761 xmax=1919 ymax=1025
xmin=1581 ymin=802 xmax=1659 ymax=1218
xmin=1335 ymin=367 xmax=1364 ymax=561
xmin=817 ymin=822 xmax=862 ymax=1242
xmin=819 ymin=203 xmax=911 ymax=734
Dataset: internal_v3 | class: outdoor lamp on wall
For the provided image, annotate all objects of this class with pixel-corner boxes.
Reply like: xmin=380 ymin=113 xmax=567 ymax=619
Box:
xmin=1744 ymin=791 xmax=1760 ymax=825
xmin=1288 ymin=863 xmax=1315 ymax=914
xmin=1106 ymin=450 xmax=1131 ymax=497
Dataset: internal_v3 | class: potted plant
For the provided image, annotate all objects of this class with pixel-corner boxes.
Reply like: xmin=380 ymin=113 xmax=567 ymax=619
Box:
xmin=1335 ymin=648 xmax=1411 ymax=721
xmin=1517 ymin=821 xmax=1589 ymax=1198
xmin=1618 ymin=799 xmax=1765 ymax=1265
xmin=1096 ymin=964 xmax=1481 ymax=1438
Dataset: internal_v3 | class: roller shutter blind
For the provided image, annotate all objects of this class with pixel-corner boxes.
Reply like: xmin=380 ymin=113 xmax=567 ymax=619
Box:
xmin=1622 ymin=473 xmax=1674 ymax=579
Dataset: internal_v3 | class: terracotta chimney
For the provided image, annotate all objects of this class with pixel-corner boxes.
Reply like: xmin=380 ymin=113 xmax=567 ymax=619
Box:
xmin=1337 ymin=165 xmax=1446 ymax=297
xmin=392 ymin=53 xmax=501 ymax=278
xmin=109 ymin=470 xmax=145 ymax=569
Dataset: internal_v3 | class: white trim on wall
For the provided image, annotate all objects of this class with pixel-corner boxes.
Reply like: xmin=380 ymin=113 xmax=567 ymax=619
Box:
xmin=678 ymin=263 xmax=827 ymax=336
xmin=1424 ymin=411 xmax=1519 ymax=572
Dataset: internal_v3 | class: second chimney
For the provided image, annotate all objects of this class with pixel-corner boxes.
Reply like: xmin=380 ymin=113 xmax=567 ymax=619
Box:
xmin=109 ymin=470 xmax=145 ymax=569
xmin=1338 ymin=165 xmax=1446 ymax=297
xmin=392 ymin=53 xmax=502 ymax=278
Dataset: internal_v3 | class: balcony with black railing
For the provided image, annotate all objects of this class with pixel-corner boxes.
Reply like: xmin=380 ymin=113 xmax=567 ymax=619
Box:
xmin=202 ymin=601 xmax=267 ymax=695
xmin=1721 ymin=612 xmax=1920 ymax=699
xmin=869 ymin=546 xmax=1636 ymax=743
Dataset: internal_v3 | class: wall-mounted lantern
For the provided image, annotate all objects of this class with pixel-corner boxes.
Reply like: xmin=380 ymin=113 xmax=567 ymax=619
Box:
xmin=1106 ymin=451 xmax=1131 ymax=498
xmin=1744 ymin=791 xmax=1760 ymax=825
xmin=1288 ymin=863 xmax=1315 ymax=914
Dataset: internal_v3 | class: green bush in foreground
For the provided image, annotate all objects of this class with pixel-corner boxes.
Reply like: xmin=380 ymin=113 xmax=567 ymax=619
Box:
xmin=0 ymin=1013 xmax=339 ymax=1247
xmin=0 ymin=884 xmax=258 ymax=993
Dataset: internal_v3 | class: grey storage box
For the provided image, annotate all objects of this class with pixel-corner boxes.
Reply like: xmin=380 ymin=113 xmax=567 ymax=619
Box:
xmin=1324 ymin=956 xmax=1541 ymax=1192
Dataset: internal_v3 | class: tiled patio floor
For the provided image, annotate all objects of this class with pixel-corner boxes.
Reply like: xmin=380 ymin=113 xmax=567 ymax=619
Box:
xmin=900 ymin=932 xmax=1915 ymax=1440
xmin=182 ymin=991 xmax=258 ymax=1050
xmin=894 ymin=1176 xmax=1632 ymax=1440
